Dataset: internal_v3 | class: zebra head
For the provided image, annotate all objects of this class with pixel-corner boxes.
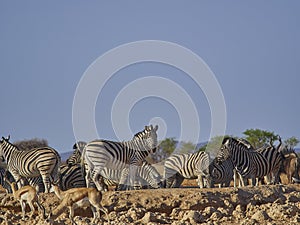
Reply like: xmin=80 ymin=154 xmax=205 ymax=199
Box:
xmin=133 ymin=125 xmax=158 ymax=153
xmin=215 ymin=137 xmax=232 ymax=164
xmin=0 ymin=136 xmax=11 ymax=156
xmin=73 ymin=141 xmax=87 ymax=154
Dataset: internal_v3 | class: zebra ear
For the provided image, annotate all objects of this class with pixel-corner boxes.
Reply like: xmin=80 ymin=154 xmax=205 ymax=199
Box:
xmin=154 ymin=125 xmax=158 ymax=131
xmin=222 ymin=137 xmax=230 ymax=145
xmin=2 ymin=136 xmax=10 ymax=141
xmin=73 ymin=143 xmax=77 ymax=149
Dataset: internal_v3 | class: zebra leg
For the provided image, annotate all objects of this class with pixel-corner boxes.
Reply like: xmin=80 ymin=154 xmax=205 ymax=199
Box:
xmin=118 ymin=167 xmax=130 ymax=191
xmin=239 ymin=173 xmax=246 ymax=187
xmin=173 ymin=174 xmax=184 ymax=188
xmin=233 ymin=169 xmax=237 ymax=188
xmin=128 ymin=165 xmax=138 ymax=190
xmin=197 ymin=175 xmax=204 ymax=188
xmin=91 ymin=171 xmax=105 ymax=191
xmin=41 ymin=175 xmax=51 ymax=193
xmin=165 ymin=175 xmax=175 ymax=188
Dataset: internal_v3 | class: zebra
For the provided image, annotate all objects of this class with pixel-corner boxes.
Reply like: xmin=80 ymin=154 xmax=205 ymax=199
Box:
xmin=236 ymin=137 xmax=283 ymax=185
xmin=66 ymin=141 xmax=87 ymax=166
xmin=164 ymin=151 xmax=211 ymax=188
xmin=209 ymin=157 xmax=235 ymax=188
xmin=0 ymin=168 xmax=14 ymax=193
xmin=22 ymin=164 xmax=86 ymax=193
xmin=0 ymin=136 xmax=61 ymax=193
xmin=99 ymin=161 xmax=162 ymax=191
xmin=59 ymin=164 xmax=86 ymax=190
xmin=82 ymin=125 xmax=158 ymax=191
xmin=216 ymin=137 xmax=271 ymax=186
xmin=255 ymin=146 xmax=283 ymax=184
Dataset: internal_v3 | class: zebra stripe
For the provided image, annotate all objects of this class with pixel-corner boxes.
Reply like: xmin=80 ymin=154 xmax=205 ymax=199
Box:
xmin=0 ymin=168 xmax=14 ymax=193
xmin=164 ymin=151 xmax=211 ymax=188
xmin=66 ymin=141 xmax=87 ymax=166
xmin=216 ymin=137 xmax=270 ymax=186
xmin=59 ymin=164 xmax=86 ymax=190
xmin=24 ymin=164 xmax=86 ymax=193
xmin=236 ymin=137 xmax=283 ymax=185
xmin=82 ymin=125 xmax=158 ymax=191
xmin=0 ymin=136 xmax=61 ymax=193
xmin=255 ymin=146 xmax=283 ymax=184
xmin=210 ymin=158 xmax=235 ymax=188
xmin=99 ymin=161 xmax=162 ymax=191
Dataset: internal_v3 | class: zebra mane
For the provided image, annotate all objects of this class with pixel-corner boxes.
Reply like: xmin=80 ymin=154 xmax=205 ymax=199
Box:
xmin=1 ymin=137 xmax=20 ymax=151
xmin=223 ymin=137 xmax=254 ymax=150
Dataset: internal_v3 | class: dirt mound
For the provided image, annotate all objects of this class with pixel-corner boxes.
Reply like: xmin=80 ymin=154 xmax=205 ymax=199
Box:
xmin=1 ymin=184 xmax=300 ymax=224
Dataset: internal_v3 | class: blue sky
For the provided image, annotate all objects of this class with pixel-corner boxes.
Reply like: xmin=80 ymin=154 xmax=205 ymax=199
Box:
xmin=0 ymin=1 xmax=299 ymax=152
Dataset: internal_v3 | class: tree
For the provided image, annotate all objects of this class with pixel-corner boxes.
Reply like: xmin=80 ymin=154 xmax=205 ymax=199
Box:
xmin=159 ymin=137 xmax=176 ymax=156
xmin=198 ymin=135 xmax=230 ymax=157
xmin=14 ymin=138 xmax=48 ymax=151
xmin=243 ymin=129 xmax=278 ymax=149
xmin=284 ymin=136 xmax=299 ymax=149
xmin=178 ymin=141 xmax=196 ymax=154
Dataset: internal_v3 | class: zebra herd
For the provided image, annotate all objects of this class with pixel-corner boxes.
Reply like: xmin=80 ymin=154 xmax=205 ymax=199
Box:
xmin=0 ymin=125 xmax=299 ymax=196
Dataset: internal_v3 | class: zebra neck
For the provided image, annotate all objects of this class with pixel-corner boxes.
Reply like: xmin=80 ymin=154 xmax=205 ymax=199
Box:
xmin=123 ymin=139 xmax=149 ymax=152
xmin=0 ymin=142 xmax=18 ymax=163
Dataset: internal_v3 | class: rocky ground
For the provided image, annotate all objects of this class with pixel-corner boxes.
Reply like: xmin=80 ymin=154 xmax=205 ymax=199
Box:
xmin=0 ymin=180 xmax=300 ymax=225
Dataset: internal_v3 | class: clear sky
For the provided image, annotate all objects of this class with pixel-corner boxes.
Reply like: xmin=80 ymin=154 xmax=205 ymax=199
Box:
xmin=0 ymin=1 xmax=299 ymax=152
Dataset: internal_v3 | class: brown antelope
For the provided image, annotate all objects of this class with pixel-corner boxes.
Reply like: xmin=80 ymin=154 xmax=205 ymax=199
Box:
xmin=3 ymin=177 xmax=46 ymax=220
xmin=47 ymin=183 xmax=109 ymax=225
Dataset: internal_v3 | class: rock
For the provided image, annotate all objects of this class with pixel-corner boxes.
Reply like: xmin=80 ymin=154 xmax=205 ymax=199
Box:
xmin=127 ymin=207 xmax=146 ymax=220
xmin=203 ymin=206 xmax=216 ymax=217
xmin=181 ymin=210 xmax=204 ymax=224
xmin=251 ymin=210 xmax=270 ymax=221
xmin=170 ymin=208 xmax=182 ymax=218
xmin=210 ymin=211 xmax=222 ymax=220
xmin=140 ymin=212 xmax=157 ymax=224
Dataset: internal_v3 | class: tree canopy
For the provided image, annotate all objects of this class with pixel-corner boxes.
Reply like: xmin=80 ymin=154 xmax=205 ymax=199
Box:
xmin=243 ymin=129 xmax=278 ymax=149
xmin=284 ymin=136 xmax=299 ymax=149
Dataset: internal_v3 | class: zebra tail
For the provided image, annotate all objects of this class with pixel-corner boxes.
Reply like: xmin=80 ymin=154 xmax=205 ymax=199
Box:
xmin=52 ymin=156 xmax=61 ymax=184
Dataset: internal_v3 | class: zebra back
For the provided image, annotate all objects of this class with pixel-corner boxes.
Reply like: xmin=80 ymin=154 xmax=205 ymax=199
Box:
xmin=84 ymin=125 xmax=158 ymax=168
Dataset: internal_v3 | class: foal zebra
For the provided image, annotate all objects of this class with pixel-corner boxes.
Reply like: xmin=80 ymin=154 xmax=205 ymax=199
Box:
xmin=164 ymin=151 xmax=211 ymax=188
xmin=82 ymin=125 xmax=158 ymax=191
xmin=99 ymin=161 xmax=162 ymax=191
xmin=216 ymin=137 xmax=270 ymax=186
xmin=0 ymin=136 xmax=61 ymax=193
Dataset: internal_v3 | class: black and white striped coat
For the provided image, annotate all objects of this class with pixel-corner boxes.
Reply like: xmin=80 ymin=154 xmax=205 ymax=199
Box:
xmin=0 ymin=136 xmax=61 ymax=193
xmin=209 ymin=158 xmax=235 ymax=188
xmin=66 ymin=141 xmax=87 ymax=166
xmin=164 ymin=151 xmax=211 ymax=188
xmin=216 ymin=137 xmax=270 ymax=186
xmin=24 ymin=164 xmax=86 ymax=192
xmin=99 ymin=161 xmax=162 ymax=191
xmin=82 ymin=125 xmax=158 ymax=191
